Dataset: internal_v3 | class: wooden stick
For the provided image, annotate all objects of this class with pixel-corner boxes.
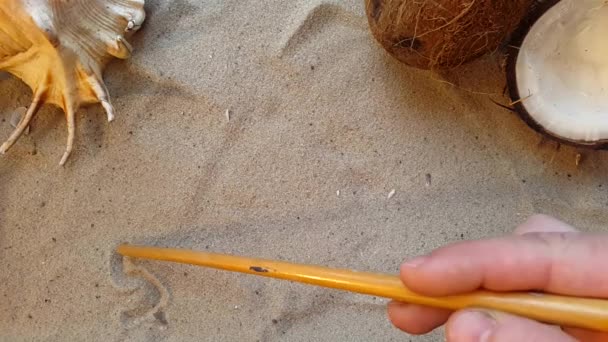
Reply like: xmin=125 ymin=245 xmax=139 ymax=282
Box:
xmin=117 ymin=244 xmax=608 ymax=332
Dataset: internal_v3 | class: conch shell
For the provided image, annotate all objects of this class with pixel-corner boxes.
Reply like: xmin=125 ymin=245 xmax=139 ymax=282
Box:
xmin=0 ymin=0 xmax=146 ymax=165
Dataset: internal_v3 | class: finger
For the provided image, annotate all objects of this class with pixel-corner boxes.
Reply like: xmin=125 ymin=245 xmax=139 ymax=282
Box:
xmin=399 ymin=231 xmax=608 ymax=297
xmin=446 ymin=309 xmax=577 ymax=342
xmin=387 ymin=301 xmax=452 ymax=335
xmin=514 ymin=214 xmax=579 ymax=235
xmin=562 ymin=327 xmax=608 ymax=342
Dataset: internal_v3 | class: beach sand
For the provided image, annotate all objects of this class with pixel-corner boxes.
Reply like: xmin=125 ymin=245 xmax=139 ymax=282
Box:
xmin=2 ymin=0 xmax=608 ymax=341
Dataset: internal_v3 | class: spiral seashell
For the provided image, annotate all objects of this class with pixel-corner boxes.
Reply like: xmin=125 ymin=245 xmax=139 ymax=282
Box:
xmin=0 ymin=0 xmax=146 ymax=165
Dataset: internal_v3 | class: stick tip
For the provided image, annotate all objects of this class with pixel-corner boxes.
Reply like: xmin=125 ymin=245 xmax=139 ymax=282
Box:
xmin=116 ymin=243 xmax=130 ymax=255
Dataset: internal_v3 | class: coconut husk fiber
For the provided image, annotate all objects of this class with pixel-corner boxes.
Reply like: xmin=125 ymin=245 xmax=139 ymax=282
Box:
xmin=365 ymin=0 xmax=535 ymax=69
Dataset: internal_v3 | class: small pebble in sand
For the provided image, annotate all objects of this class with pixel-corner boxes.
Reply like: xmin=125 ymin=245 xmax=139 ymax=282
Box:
xmin=336 ymin=190 xmax=340 ymax=196
xmin=387 ymin=189 xmax=396 ymax=199
xmin=225 ymin=109 xmax=231 ymax=122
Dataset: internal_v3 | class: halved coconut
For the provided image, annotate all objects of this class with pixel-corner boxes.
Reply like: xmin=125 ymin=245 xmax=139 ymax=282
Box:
xmin=507 ymin=0 xmax=608 ymax=148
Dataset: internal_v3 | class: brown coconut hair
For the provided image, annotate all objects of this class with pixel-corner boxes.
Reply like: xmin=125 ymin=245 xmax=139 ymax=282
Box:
xmin=366 ymin=0 xmax=535 ymax=70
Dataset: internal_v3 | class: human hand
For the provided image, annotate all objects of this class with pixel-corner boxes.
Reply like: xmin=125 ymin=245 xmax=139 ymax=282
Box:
xmin=388 ymin=214 xmax=608 ymax=341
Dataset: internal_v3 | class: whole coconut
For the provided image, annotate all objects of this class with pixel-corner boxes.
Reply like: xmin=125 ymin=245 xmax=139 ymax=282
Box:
xmin=365 ymin=0 xmax=534 ymax=69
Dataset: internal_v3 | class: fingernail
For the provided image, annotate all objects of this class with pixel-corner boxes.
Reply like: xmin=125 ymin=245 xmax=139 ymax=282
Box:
xmin=402 ymin=256 xmax=428 ymax=268
xmin=449 ymin=310 xmax=496 ymax=342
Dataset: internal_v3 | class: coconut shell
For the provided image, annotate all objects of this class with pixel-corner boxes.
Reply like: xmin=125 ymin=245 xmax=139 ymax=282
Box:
xmin=365 ymin=0 xmax=535 ymax=69
xmin=505 ymin=0 xmax=608 ymax=150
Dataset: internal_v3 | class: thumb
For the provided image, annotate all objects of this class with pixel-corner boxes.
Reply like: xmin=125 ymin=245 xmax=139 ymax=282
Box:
xmin=446 ymin=309 xmax=577 ymax=342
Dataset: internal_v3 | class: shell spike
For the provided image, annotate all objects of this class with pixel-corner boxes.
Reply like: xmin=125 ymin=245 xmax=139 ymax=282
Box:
xmin=102 ymin=100 xmax=115 ymax=122
xmin=87 ymin=73 xmax=115 ymax=122
xmin=59 ymin=104 xmax=76 ymax=166
xmin=0 ymin=86 xmax=45 ymax=155
xmin=113 ymin=35 xmax=134 ymax=59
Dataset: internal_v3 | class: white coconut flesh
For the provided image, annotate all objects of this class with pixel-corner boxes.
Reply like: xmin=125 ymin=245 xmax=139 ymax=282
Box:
xmin=515 ymin=0 xmax=608 ymax=143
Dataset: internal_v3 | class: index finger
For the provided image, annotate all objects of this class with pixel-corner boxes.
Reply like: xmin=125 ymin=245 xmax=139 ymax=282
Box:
xmin=400 ymin=229 xmax=608 ymax=298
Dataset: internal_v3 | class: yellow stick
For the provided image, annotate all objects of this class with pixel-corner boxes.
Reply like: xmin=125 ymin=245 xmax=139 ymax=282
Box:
xmin=116 ymin=244 xmax=608 ymax=332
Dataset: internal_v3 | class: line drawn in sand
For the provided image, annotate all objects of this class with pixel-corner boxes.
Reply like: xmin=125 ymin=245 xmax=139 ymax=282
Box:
xmin=110 ymin=251 xmax=171 ymax=330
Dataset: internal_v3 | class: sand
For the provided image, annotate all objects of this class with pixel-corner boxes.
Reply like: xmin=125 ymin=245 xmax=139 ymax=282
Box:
xmin=1 ymin=0 xmax=608 ymax=341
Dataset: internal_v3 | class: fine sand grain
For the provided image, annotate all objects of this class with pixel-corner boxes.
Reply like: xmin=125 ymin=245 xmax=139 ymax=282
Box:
xmin=2 ymin=0 xmax=608 ymax=341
